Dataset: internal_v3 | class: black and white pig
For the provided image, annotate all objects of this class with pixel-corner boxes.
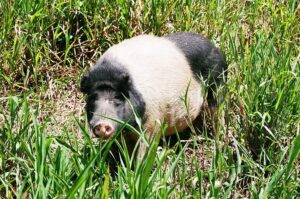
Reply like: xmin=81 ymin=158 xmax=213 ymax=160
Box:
xmin=80 ymin=32 xmax=227 ymax=142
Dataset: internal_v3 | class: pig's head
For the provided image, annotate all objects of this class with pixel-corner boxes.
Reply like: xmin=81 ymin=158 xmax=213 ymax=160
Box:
xmin=80 ymin=59 xmax=145 ymax=139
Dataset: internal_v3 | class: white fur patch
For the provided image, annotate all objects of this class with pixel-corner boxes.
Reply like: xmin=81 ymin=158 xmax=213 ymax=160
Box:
xmin=99 ymin=35 xmax=203 ymax=135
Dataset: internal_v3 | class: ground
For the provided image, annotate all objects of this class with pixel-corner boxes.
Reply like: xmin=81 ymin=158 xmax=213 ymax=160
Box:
xmin=0 ymin=0 xmax=299 ymax=198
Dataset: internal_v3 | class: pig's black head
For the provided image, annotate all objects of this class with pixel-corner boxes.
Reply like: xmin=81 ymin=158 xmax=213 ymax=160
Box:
xmin=80 ymin=59 xmax=145 ymax=139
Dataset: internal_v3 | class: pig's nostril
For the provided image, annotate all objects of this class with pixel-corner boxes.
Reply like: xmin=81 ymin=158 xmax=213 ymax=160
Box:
xmin=105 ymin=125 xmax=112 ymax=132
xmin=93 ymin=123 xmax=114 ymax=139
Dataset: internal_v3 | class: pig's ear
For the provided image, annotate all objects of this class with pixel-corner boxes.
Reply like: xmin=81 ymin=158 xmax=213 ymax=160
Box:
xmin=80 ymin=72 xmax=90 ymax=93
xmin=120 ymin=73 xmax=131 ymax=87
xmin=119 ymin=73 xmax=131 ymax=96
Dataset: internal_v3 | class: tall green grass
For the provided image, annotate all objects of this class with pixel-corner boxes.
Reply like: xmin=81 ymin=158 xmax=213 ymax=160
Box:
xmin=1 ymin=0 xmax=299 ymax=198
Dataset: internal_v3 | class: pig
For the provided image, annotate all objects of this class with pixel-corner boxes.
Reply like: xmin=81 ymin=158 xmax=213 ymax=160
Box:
xmin=80 ymin=32 xmax=227 ymax=143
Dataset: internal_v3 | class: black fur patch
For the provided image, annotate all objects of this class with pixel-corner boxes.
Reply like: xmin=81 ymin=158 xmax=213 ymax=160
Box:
xmin=80 ymin=58 xmax=146 ymax=124
xmin=81 ymin=59 xmax=131 ymax=94
xmin=165 ymin=32 xmax=227 ymax=104
xmin=165 ymin=32 xmax=227 ymax=84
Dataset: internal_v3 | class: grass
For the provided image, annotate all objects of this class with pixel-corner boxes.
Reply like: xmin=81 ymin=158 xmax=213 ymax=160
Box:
xmin=0 ymin=0 xmax=299 ymax=198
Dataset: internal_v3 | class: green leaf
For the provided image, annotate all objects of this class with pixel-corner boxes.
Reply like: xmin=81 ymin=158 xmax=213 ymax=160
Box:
xmin=101 ymin=167 xmax=110 ymax=199
xmin=286 ymin=134 xmax=300 ymax=180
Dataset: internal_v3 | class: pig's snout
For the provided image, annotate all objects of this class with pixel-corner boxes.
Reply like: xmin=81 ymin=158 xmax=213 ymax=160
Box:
xmin=93 ymin=122 xmax=115 ymax=139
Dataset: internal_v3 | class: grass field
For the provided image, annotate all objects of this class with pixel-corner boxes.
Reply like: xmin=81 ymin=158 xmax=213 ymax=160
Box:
xmin=0 ymin=0 xmax=299 ymax=198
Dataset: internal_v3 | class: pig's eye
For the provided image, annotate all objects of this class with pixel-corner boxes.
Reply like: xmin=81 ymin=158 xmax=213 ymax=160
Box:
xmin=113 ymin=101 xmax=122 ymax=107
xmin=112 ymin=95 xmax=124 ymax=107
xmin=114 ymin=95 xmax=124 ymax=101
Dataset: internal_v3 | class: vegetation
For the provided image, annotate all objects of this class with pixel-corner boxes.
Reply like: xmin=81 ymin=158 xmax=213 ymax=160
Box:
xmin=0 ymin=0 xmax=299 ymax=198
